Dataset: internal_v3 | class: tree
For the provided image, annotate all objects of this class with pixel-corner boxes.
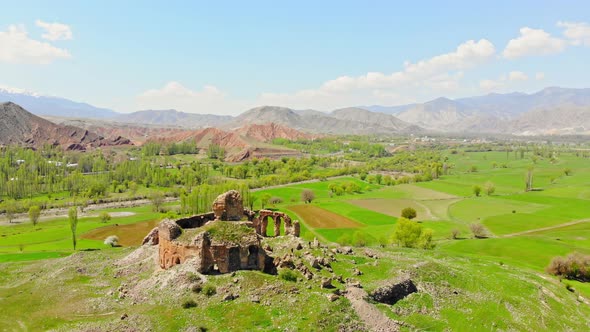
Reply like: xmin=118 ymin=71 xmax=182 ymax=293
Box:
xmin=4 ymin=200 xmax=17 ymax=224
xmin=68 ymin=207 xmax=78 ymax=250
xmin=401 ymin=207 xmax=417 ymax=220
xmin=150 ymin=191 xmax=165 ymax=212
xmin=392 ymin=218 xmax=434 ymax=249
xmin=469 ymin=222 xmax=486 ymax=238
xmin=128 ymin=181 xmax=138 ymax=197
xmin=473 ymin=185 xmax=482 ymax=197
xmin=301 ymin=189 xmax=315 ymax=204
xmin=99 ymin=212 xmax=111 ymax=223
xmin=484 ymin=181 xmax=495 ymax=196
xmin=260 ymin=193 xmax=271 ymax=209
xmin=28 ymin=205 xmax=41 ymax=226
xmin=525 ymin=167 xmax=534 ymax=192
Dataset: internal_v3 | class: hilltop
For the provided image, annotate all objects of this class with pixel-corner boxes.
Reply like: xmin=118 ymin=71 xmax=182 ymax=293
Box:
xmin=0 ymin=102 xmax=131 ymax=151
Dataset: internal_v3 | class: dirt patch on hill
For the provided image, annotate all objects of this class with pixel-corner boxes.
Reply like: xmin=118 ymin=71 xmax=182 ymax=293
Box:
xmin=81 ymin=219 xmax=159 ymax=246
xmin=345 ymin=286 xmax=401 ymax=332
xmin=348 ymin=199 xmax=434 ymax=221
xmin=289 ymin=205 xmax=362 ymax=229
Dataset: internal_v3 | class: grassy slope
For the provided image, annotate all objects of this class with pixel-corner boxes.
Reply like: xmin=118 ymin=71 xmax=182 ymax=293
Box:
xmin=1 ymin=243 xmax=589 ymax=331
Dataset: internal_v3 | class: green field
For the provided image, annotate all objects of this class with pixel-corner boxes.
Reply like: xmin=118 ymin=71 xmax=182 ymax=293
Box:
xmin=2 ymin=150 xmax=590 ymax=330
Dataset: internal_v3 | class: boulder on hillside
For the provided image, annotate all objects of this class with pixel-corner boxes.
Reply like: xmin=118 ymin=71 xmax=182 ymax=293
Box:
xmin=370 ymin=278 xmax=417 ymax=305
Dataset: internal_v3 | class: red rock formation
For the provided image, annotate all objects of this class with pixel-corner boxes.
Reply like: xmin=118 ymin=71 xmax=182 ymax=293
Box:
xmin=0 ymin=102 xmax=132 ymax=151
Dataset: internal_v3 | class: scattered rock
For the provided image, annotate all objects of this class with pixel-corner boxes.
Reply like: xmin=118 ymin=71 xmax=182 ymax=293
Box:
xmin=222 ymin=293 xmax=239 ymax=302
xmin=327 ymin=293 xmax=340 ymax=302
xmin=120 ymin=313 xmax=128 ymax=320
xmin=353 ymin=268 xmax=363 ymax=276
xmin=312 ymin=238 xmax=320 ymax=248
xmin=346 ymin=278 xmax=362 ymax=288
xmin=250 ymin=295 xmax=261 ymax=303
xmin=321 ymin=278 xmax=335 ymax=289
xmin=308 ymin=256 xmax=321 ymax=269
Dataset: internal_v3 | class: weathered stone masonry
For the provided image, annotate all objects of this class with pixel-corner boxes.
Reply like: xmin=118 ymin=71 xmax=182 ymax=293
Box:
xmin=143 ymin=190 xmax=300 ymax=274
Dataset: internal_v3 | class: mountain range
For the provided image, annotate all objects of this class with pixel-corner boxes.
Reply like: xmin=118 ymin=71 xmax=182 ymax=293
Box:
xmin=362 ymin=87 xmax=590 ymax=134
xmin=0 ymin=102 xmax=130 ymax=151
xmin=2 ymin=86 xmax=590 ymax=136
xmin=0 ymin=87 xmax=118 ymax=119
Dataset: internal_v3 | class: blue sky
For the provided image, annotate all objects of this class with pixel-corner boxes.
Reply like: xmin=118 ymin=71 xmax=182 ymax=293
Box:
xmin=1 ymin=0 xmax=589 ymax=114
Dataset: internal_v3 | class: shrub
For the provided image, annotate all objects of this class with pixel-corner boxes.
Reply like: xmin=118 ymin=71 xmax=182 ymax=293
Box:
xmin=401 ymin=207 xmax=417 ymax=220
xmin=451 ymin=229 xmax=460 ymax=239
xmin=269 ymin=196 xmax=283 ymax=205
xmin=187 ymin=272 xmax=201 ymax=283
xmin=564 ymin=168 xmax=572 ymax=176
xmin=417 ymin=228 xmax=435 ymax=249
xmin=181 ymin=299 xmax=197 ymax=309
xmin=202 ymin=284 xmax=217 ymax=297
xmin=470 ymin=223 xmax=487 ymax=238
xmin=352 ymin=231 xmax=371 ymax=247
xmin=279 ymin=269 xmax=298 ymax=282
xmin=392 ymin=218 xmax=435 ymax=249
xmin=301 ymin=189 xmax=315 ymax=204
xmin=378 ymin=235 xmax=390 ymax=247
xmin=547 ymin=252 xmax=590 ymax=282
xmin=99 ymin=212 xmax=111 ymax=223
xmin=337 ymin=233 xmax=352 ymax=246
xmin=473 ymin=185 xmax=482 ymax=197
xmin=104 ymin=235 xmax=120 ymax=247
xmin=484 ymin=181 xmax=495 ymax=196
xmin=191 ymin=284 xmax=203 ymax=293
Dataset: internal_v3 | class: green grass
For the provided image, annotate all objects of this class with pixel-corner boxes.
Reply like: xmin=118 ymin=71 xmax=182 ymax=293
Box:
xmin=0 ymin=205 xmax=161 ymax=256
xmin=0 ymin=251 xmax=70 ymax=262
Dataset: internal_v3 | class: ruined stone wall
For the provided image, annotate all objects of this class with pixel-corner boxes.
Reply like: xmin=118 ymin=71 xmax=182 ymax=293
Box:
xmin=175 ymin=213 xmax=216 ymax=229
xmin=212 ymin=190 xmax=244 ymax=221
xmin=255 ymin=210 xmax=300 ymax=237
xmin=150 ymin=190 xmax=299 ymax=274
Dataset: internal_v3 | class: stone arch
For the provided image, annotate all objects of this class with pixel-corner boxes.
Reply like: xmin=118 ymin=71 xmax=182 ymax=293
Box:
xmin=273 ymin=215 xmax=281 ymax=237
xmin=283 ymin=215 xmax=293 ymax=235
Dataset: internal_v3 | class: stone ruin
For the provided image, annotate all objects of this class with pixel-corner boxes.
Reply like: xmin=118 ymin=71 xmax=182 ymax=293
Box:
xmin=142 ymin=190 xmax=300 ymax=274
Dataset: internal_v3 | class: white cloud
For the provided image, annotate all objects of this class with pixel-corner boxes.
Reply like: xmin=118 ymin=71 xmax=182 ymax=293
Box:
xmin=36 ymin=20 xmax=73 ymax=41
xmin=558 ymin=21 xmax=590 ymax=46
xmin=535 ymin=72 xmax=545 ymax=80
xmin=0 ymin=24 xmax=71 ymax=64
xmin=508 ymin=71 xmax=528 ymax=81
xmin=136 ymin=81 xmax=250 ymax=115
xmin=503 ymin=27 xmax=567 ymax=58
xmin=259 ymin=39 xmax=495 ymax=110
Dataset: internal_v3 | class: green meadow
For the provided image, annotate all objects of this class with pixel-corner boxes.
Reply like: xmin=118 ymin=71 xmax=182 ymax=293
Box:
xmin=251 ymin=151 xmax=590 ymax=294
xmin=1 ymin=149 xmax=590 ymax=330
